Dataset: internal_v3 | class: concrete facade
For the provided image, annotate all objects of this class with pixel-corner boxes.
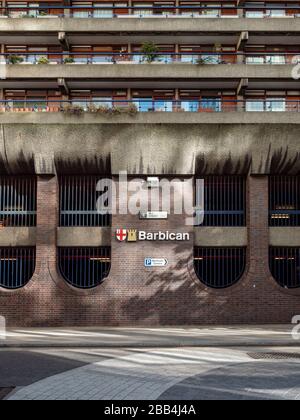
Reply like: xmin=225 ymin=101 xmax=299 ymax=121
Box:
xmin=1 ymin=122 xmax=300 ymax=175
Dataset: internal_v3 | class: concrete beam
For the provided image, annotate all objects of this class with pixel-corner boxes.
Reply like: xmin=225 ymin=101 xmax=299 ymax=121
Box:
xmin=0 ymin=227 xmax=36 ymax=246
xmin=194 ymin=227 xmax=247 ymax=247
xmin=270 ymin=228 xmax=300 ymax=247
xmin=57 ymin=227 xmax=111 ymax=247
xmin=1 ymin=121 xmax=300 ymax=176
xmin=3 ymin=64 xmax=295 ymax=79
xmin=0 ymin=18 xmax=299 ymax=33
xmin=1 ymin=112 xmax=300 ymax=125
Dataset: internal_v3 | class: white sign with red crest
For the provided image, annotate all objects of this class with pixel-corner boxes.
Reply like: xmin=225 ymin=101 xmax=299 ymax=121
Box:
xmin=116 ymin=229 xmax=127 ymax=242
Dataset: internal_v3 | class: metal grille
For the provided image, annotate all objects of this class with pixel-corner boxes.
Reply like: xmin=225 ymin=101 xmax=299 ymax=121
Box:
xmin=269 ymin=247 xmax=300 ymax=289
xmin=0 ymin=177 xmax=36 ymax=227
xmin=248 ymin=352 xmax=300 ymax=360
xmin=194 ymin=247 xmax=246 ymax=288
xmin=58 ymin=247 xmax=111 ymax=289
xmin=269 ymin=176 xmax=300 ymax=226
xmin=196 ymin=176 xmax=246 ymax=227
xmin=0 ymin=247 xmax=36 ymax=289
xmin=59 ymin=176 xmax=112 ymax=227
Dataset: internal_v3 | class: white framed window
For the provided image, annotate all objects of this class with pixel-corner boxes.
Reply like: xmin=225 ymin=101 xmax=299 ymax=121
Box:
xmin=246 ymin=100 xmax=264 ymax=111
xmin=266 ymin=98 xmax=286 ymax=112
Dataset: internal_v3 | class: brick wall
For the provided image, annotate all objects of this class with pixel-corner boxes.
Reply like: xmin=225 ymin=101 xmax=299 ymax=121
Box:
xmin=0 ymin=175 xmax=300 ymax=327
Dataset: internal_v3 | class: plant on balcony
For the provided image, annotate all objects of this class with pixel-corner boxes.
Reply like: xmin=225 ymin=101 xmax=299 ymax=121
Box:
xmin=140 ymin=42 xmax=160 ymax=64
xmin=63 ymin=57 xmax=75 ymax=64
xmin=7 ymin=55 xmax=24 ymax=65
xmin=37 ymin=56 xmax=50 ymax=64
xmin=196 ymin=57 xmax=210 ymax=65
xmin=62 ymin=104 xmax=85 ymax=115
xmin=87 ymin=104 xmax=138 ymax=117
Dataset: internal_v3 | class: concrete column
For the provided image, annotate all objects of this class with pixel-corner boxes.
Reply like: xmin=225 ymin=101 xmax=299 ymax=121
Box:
xmin=35 ymin=176 xmax=58 ymax=281
xmin=247 ymin=176 xmax=269 ymax=277
xmin=237 ymin=95 xmax=244 ymax=112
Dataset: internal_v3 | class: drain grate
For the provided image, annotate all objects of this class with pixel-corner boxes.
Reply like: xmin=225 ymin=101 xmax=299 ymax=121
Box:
xmin=0 ymin=387 xmax=15 ymax=400
xmin=248 ymin=352 xmax=300 ymax=360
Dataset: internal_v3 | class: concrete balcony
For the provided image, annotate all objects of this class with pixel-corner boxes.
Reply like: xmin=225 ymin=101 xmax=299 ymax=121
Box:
xmin=3 ymin=63 xmax=296 ymax=80
xmin=1 ymin=112 xmax=300 ymax=125
xmin=1 ymin=17 xmax=300 ymax=34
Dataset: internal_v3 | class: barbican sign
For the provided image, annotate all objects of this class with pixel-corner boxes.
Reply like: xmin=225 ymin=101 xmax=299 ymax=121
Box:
xmin=115 ymin=229 xmax=190 ymax=242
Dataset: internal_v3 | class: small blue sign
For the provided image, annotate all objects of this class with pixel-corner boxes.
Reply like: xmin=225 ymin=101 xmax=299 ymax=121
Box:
xmin=144 ymin=258 xmax=168 ymax=268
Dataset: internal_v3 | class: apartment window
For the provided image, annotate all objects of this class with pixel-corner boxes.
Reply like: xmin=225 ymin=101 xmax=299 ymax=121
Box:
xmin=202 ymin=3 xmax=220 ymax=17
xmin=7 ymin=3 xmax=27 ymax=18
xmin=267 ymin=4 xmax=285 ymax=17
xmin=270 ymin=247 xmax=300 ymax=289
xmin=59 ymin=176 xmax=111 ymax=227
xmin=196 ymin=176 xmax=246 ymax=227
xmin=59 ymin=247 xmax=111 ymax=289
xmin=194 ymin=247 xmax=246 ymax=288
xmin=133 ymin=3 xmax=153 ymax=16
xmin=0 ymin=177 xmax=36 ymax=227
xmin=93 ymin=3 xmax=113 ymax=17
xmin=246 ymin=98 xmax=286 ymax=112
xmin=0 ymin=248 xmax=36 ymax=289
xmin=245 ymin=2 xmax=264 ymax=18
xmin=72 ymin=2 xmax=91 ymax=17
xmin=201 ymin=98 xmax=221 ymax=112
xmin=269 ymin=176 xmax=300 ymax=226
xmin=246 ymin=100 xmax=265 ymax=111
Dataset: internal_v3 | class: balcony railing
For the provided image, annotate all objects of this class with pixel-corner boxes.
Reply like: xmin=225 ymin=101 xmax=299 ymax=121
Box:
xmin=2 ymin=52 xmax=299 ymax=65
xmin=1 ymin=5 xmax=300 ymax=19
xmin=0 ymin=99 xmax=299 ymax=113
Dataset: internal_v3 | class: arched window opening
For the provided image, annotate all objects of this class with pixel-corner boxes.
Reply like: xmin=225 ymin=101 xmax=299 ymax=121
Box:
xmin=59 ymin=247 xmax=111 ymax=289
xmin=0 ymin=247 xmax=36 ymax=289
xmin=194 ymin=247 xmax=246 ymax=288
xmin=270 ymin=247 xmax=300 ymax=289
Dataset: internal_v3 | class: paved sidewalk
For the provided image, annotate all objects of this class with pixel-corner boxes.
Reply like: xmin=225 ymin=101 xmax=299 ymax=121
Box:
xmin=6 ymin=347 xmax=300 ymax=400
xmin=0 ymin=325 xmax=298 ymax=348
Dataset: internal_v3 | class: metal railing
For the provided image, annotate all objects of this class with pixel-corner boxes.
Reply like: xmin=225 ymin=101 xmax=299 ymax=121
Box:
xmin=3 ymin=52 xmax=299 ymax=65
xmin=0 ymin=99 xmax=299 ymax=113
xmin=58 ymin=247 xmax=111 ymax=289
xmin=270 ymin=247 xmax=300 ymax=289
xmin=197 ymin=176 xmax=246 ymax=227
xmin=269 ymin=176 xmax=300 ymax=227
xmin=194 ymin=247 xmax=246 ymax=288
xmin=59 ymin=176 xmax=112 ymax=227
xmin=0 ymin=247 xmax=36 ymax=289
xmin=1 ymin=5 xmax=300 ymax=19
xmin=0 ymin=177 xmax=37 ymax=227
